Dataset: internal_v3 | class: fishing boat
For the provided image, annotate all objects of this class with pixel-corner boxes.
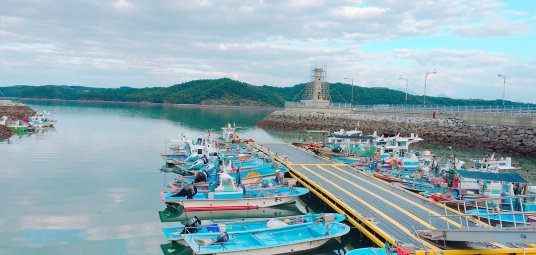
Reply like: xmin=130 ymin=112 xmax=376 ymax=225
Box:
xmin=183 ymin=215 xmax=350 ymax=255
xmin=372 ymin=172 xmax=402 ymax=182
xmin=160 ymin=170 xmax=309 ymax=211
xmin=467 ymin=154 xmax=517 ymax=173
xmin=27 ymin=111 xmax=56 ymax=128
xmin=215 ymin=123 xmax=244 ymax=145
xmin=324 ymin=128 xmax=375 ymax=157
xmin=163 ymin=213 xmax=346 ymax=245
xmin=347 ymin=245 xmax=412 ymax=255
xmin=0 ymin=116 xmax=30 ymax=132
xmin=158 ymin=203 xmax=304 ymax=223
xmin=347 ymin=248 xmax=388 ymax=255
xmin=171 ymin=158 xmax=289 ymax=190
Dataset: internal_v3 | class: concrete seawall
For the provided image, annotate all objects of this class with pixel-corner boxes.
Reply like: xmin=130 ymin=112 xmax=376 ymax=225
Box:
xmin=256 ymin=109 xmax=536 ymax=157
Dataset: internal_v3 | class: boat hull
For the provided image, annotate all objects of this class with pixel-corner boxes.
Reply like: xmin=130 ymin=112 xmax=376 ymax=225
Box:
xmin=161 ymin=187 xmax=309 ymax=211
xmin=195 ymin=239 xmax=331 ymax=255
xmin=162 ymin=213 xmax=347 ymax=245
xmin=158 ymin=203 xmax=304 ymax=223
xmin=186 ymin=222 xmax=350 ymax=255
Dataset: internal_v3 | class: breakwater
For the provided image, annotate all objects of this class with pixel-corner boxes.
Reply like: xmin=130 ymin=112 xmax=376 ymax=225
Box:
xmin=256 ymin=110 xmax=536 ymax=157
xmin=0 ymin=101 xmax=36 ymax=139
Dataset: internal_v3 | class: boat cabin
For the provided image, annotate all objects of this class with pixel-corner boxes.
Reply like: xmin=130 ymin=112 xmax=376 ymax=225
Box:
xmin=470 ymin=155 xmax=516 ymax=173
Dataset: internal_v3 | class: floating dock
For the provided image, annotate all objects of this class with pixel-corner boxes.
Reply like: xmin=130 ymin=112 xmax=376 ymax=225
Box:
xmin=253 ymin=142 xmax=536 ymax=255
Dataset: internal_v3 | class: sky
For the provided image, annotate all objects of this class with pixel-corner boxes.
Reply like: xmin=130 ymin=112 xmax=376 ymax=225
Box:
xmin=1 ymin=0 xmax=535 ymax=103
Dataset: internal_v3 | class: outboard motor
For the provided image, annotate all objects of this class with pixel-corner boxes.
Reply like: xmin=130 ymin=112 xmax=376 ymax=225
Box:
xmin=185 ymin=152 xmax=199 ymax=162
xmin=181 ymin=216 xmax=202 ymax=234
xmin=215 ymin=232 xmax=229 ymax=243
xmin=193 ymin=170 xmax=208 ymax=183
xmin=171 ymin=183 xmax=198 ymax=199
xmin=189 ymin=158 xmax=205 ymax=170
xmin=275 ymin=170 xmax=285 ymax=185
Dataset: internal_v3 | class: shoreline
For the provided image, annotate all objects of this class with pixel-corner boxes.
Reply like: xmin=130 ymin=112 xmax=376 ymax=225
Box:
xmin=14 ymin=98 xmax=283 ymax=111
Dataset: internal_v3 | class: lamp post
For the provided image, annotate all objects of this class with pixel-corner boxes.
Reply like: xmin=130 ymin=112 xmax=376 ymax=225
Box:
xmin=398 ymin=75 xmax=408 ymax=106
xmin=344 ymin=77 xmax=353 ymax=105
xmin=498 ymin=74 xmax=506 ymax=106
xmin=424 ymin=69 xmax=437 ymax=106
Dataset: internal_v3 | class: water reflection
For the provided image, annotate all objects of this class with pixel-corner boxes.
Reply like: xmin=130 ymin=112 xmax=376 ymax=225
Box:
xmin=160 ymin=242 xmax=192 ymax=255
xmin=2 ymin=127 xmax=56 ymax=144
xmin=159 ymin=203 xmax=305 ymax=223
xmin=16 ymin=99 xmax=276 ymax=132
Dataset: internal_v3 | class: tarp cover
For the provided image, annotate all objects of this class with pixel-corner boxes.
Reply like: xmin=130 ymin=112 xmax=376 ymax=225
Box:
xmin=455 ymin=170 xmax=529 ymax=183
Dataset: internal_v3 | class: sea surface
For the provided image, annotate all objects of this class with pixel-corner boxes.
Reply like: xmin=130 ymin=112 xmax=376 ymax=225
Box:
xmin=1 ymin=100 xmax=534 ymax=255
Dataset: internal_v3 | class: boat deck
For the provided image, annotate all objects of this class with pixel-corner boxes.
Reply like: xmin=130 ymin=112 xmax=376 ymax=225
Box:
xmin=253 ymin=142 xmax=536 ymax=254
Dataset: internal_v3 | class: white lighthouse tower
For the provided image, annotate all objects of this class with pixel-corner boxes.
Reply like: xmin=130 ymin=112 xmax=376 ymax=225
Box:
xmin=300 ymin=65 xmax=331 ymax=107
xmin=301 ymin=65 xmax=331 ymax=107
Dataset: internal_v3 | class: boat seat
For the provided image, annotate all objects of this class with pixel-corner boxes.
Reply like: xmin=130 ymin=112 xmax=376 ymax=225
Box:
xmin=253 ymin=231 xmax=274 ymax=240
xmin=253 ymin=232 xmax=279 ymax=246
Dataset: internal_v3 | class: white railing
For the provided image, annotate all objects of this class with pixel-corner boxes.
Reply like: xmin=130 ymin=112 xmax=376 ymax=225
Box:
xmin=354 ymin=104 xmax=536 ymax=117
xmin=426 ymin=194 xmax=536 ymax=230
xmin=285 ymin=102 xmax=536 ymax=117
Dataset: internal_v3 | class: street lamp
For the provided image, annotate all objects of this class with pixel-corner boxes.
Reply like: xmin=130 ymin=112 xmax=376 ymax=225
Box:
xmin=344 ymin=77 xmax=353 ymax=104
xmin=424 ymin=69 xmax=437 ymax=106
xmin=398 ymin=75 xmax=408 ymax=106
xmin=498 ymin=74 xmax=506 ymax=106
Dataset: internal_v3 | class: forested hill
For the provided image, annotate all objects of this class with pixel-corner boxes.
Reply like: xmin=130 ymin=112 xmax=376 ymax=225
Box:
xmin=0 ymin=78 xmax=532 ymax=107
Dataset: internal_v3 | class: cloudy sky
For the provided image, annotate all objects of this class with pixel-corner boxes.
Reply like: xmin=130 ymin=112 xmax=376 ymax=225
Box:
xmin=1 ymin=0 xmax=535 ymax=103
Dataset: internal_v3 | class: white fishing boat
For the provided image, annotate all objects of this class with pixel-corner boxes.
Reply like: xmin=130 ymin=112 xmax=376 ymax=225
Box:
xmin=183 ymin=214 xmax=350 ymax=255
xmin=215 ymin=123 xmax=242 ymax=145
xmin=27 ymin=111 xmax=56 ymax=128
xmin=468 ymin=153 xmax=517 ymax=173
xmin=160 ymin=170 xmax=309 ymax=211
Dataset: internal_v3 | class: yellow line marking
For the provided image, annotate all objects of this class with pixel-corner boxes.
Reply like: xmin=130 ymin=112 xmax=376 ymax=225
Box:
xmin=327 ymin=165 xmax=511 ymax=250
xmin=288 ymin=171 xmax=390 ymax=246
xmin=257 ymin=143 xmax=533 ymax=253
xmin=300 ymin=165 xmax=441 ymax=251
xmin=290 ymin=164 xmax=346 ymax=166
xmin=317 ymin=166 xmax=434 ymax=228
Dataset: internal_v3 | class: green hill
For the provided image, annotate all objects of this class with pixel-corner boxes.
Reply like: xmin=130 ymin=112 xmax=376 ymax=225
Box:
xmin=0 ymin=79 xmax=532 ymax=107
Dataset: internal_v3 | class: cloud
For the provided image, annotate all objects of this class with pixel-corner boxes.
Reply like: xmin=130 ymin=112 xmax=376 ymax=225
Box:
xmin=452 ymin=19 xmax=529 ymax=37
xmin=0 ymin=0 xmax=535 ymax=103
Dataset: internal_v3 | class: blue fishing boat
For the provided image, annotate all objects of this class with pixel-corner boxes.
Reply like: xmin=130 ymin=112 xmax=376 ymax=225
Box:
xmin=171 ymin=158 xmax=289 ymax=189
xmin=347 ymin=246 xmax=411 ymax=255
xmin=467 ymin=208 xmax=533 ymax=227
xmin=160 ymin=171 xmax=309 ymax=211
xmin=183 ymin=215 xmax=350 ymax=254
xmin=347 ymin=248 xmax=388 ymax=255
xmin=163 ymin=213 xmax=346 ymax=245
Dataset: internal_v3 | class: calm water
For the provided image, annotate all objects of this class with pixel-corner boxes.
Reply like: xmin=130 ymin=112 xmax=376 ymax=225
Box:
xmin=1 ymin=100 xmax=534 ymax=255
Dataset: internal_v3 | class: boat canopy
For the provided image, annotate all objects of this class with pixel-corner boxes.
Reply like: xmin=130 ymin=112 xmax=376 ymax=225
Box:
xmin=455 ymin=170 xmax=529 ymax=183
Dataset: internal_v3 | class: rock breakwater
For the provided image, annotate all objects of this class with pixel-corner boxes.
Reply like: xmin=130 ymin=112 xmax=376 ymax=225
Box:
xmin=0 ymin=102 xmax=36 ymax=139
xmin=256 ymin=110 xmax=536 ymax=157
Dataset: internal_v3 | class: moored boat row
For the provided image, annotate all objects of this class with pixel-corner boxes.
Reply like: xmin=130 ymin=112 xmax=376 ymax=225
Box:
xmin=156 ymin=123 xmax=352 ymax=254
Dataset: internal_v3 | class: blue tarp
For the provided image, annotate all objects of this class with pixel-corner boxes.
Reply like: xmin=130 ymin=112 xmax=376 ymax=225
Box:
xmin=455 ymin=170 xmax=529 ymax=183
